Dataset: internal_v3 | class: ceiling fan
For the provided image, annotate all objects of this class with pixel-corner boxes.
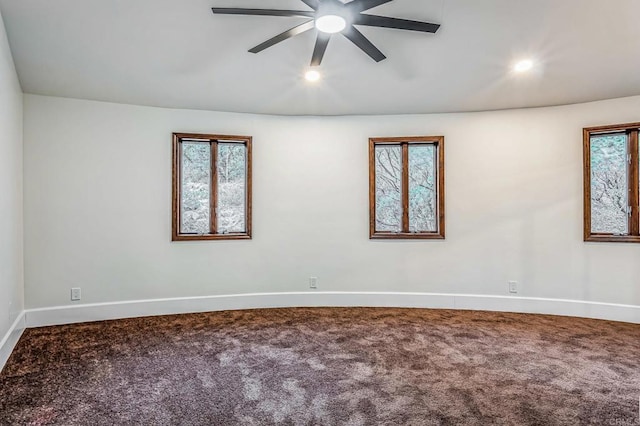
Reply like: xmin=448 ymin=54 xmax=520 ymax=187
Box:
xmin=211 ymin=0 xmax=440 ymax=66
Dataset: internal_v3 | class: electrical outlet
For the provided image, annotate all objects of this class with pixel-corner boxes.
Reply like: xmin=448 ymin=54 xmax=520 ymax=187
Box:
xmin=508 ymin=281 xmax=518 ymax=294
xmin=71 ymin=287 xmax=82 ymax=301
xmin=309 ymin=277 xmax=318 ymax=289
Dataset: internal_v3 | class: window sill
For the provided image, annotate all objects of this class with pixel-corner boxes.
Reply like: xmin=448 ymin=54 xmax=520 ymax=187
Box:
xmin=585 ymin=235 xmax=640 ymax=243
xmin=370 ymin=232 xmax=445 ymax=240
xmin=172 ymin=233 xmax=252 ymax=241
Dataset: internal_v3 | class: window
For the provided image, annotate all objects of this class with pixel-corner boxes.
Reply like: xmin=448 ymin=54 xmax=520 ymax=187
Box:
xmin=583 ymin=123 xmax=640 ymax=242
xmin=369 ymin=136 xmax=445 ymax=239
xmin=172 ymin=133 xmax=252 ymax=241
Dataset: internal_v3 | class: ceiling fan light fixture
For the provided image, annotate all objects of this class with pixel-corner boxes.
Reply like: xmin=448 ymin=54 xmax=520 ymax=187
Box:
xmin=315 ymin=15 xmax=347 ymax=34
xmin=211 ymin=1 xmax=441 ymax=66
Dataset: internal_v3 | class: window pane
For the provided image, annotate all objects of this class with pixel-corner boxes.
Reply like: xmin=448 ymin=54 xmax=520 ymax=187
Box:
xmin=375 ymin=145 xmax=402 ymax=232
xmin=409 ymin=144 xmax=437 ymax=232
xmin=180 ymin=142 xmax=211 ymax=234
xmin=217 ymin=143 xmax=246 ymax=233
xmin=590 ymin=133 xmax=628 ymax=234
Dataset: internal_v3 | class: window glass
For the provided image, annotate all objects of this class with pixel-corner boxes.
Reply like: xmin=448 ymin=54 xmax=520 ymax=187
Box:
xmin=180 ymin=142 xmax=210 ymax=234
xmin=590 ymin=133 xmax=628 ymax=235
xmin=409 ymin=144 xmax=437 ymax=232
xmin=375 ymin=145 xmax=403 ymax=232
xmin=217 ymin=143 xmax=247 ymax=234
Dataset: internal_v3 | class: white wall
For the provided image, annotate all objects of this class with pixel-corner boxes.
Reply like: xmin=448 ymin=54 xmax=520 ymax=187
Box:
xmin=0 ymin=10 xmax=23 ymax=337
xmin=23 ymin=94 xmax=640 ymax=312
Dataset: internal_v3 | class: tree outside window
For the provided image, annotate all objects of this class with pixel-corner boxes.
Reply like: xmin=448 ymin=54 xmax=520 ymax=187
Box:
xmin=172 ymin=133 xmax=252 ymax=241
xmin=369 ymin=136 xmax=445 ymax=239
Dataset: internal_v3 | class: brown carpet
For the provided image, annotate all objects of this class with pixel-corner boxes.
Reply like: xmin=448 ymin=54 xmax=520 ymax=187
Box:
xmin=0 ymin=308 xmax=639 ymax=425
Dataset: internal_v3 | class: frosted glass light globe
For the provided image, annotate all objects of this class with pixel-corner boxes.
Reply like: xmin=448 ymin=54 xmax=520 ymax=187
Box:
xmin=315 ymin=15 xmax=347 ymax=34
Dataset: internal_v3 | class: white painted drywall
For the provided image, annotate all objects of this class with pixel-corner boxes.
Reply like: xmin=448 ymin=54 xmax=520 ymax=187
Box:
xmin=0 ymin=9 xmax=23 ymax=340
xmin=23 ymin=94 xmax=640 ymax=311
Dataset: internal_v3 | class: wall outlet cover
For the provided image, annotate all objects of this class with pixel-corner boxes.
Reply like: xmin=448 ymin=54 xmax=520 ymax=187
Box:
xmin=71 ymin=287 xmax=81 ymax=301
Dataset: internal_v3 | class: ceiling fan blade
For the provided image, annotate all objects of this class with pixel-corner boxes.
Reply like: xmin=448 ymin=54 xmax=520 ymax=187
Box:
xmin=310 ymin=33 xmax=331 ymax=66
xmin=248 ymin=20 xmax=315 ymax=54
xmin=211 ymin=8 xmax=315 ymax=19
xmin=354 ymin=14 xmax=440 ymax=33
xmin=298 ymin=0 xmax=319 ymax=10
xmin=347 ymin=0 xmax=393 ymax=13
xmin=342 ymin=26 xmax=386 ymax=62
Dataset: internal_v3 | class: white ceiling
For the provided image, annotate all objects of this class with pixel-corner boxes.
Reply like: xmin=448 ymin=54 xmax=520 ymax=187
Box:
xmin=1 ymin=0 xmax=640 ymax=116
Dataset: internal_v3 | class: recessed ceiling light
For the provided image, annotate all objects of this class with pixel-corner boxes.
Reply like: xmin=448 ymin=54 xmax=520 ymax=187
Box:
xmin=514 ymin=59 xmax=534 ymax=73
xmin=315 ymin=15 xmax=347 ymax=34
xmin=305 ymin=70 xmax=321 ymax=82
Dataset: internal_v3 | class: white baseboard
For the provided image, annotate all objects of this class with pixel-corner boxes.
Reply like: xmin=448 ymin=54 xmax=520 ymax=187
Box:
xmin=25 ymin=292 xmax=640 ymax=328
xmin=0 ymin=311 xmax=26 ymax=373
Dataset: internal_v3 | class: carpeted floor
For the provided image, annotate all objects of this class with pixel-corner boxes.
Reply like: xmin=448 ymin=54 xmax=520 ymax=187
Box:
xmin=0 ymin=308 xmax=639 ymax=425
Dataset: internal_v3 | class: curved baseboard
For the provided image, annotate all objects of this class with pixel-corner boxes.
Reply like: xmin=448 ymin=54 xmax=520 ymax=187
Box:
xmin=25 ymin=292 xmax=640 ymax=327
xmin=0 ymin=312 xmax=26 ymax=373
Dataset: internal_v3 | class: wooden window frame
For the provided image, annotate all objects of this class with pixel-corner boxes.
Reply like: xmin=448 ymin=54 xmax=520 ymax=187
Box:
xmin=583 ymin=123 xmax=640 ymax=243
xmin=172 ymin=133 xmax=252 ymax=241
xmin=369 ymin=136 xmax=445 ymax=240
